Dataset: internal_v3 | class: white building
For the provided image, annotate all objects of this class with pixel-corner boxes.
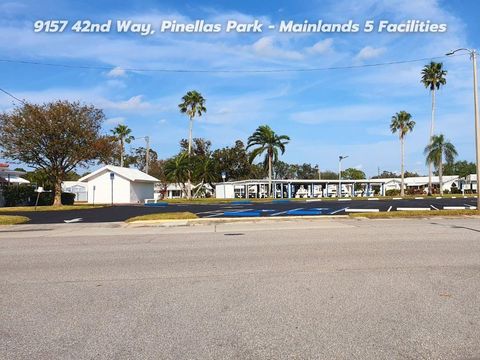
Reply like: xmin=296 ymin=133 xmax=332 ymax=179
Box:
xmin=79 ymin=165 xmax=159 ymax=204
xmin=62 ymin=181 xmax=88 ymax=202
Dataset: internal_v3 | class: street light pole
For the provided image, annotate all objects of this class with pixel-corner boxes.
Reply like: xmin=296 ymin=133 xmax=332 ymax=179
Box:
xmin=221 ymin=172 xmax=227 ymax=199
xmin=447 ymin=49 xmax=480 ymax=211
xmin=338 ymin=155 xmax=348 ymax=198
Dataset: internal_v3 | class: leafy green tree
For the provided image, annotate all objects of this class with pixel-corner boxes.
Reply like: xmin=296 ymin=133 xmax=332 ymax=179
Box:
xmin=180 ymin=138 xmax=212 ymax=157
xmin=390 ymin=111 xmax=416 ymax=196
xmin=110 ymin=124 xmax=134 ymax=167
xmin=341 ymin=168 xmax=366 ymax=180
xmin=164 ymin=153 xmax=191 ymax=197
xmin=129 ymin=147 xmax=158 ymax=172
xmin=178 ymin=90 xmax=206 ymax=198
xmin=441 ymin=160 xmax=476 ymax=177
xmin=212 ymin=140 xmax=257 ymax=181
xmin=192 ymin=156 xmax=217 ymax=197
xmin=273 ymin=161 xmax=295 ymax=179
xmin=421 ymin=61 xmax=447 ymax=194
xmin=0 ymin=100 xmax=114 ymax=206
xmin=320 ymin=170 xmax=338 ymax=180
xmin=424 ymin=134 xmax=457 ymax=195
xmin=371 ymin=171 xmax=399 ymax=179
xmin=296 ymin=163 xmax=320 ymax=179
xmin=247 ymin=125 xmax=290 ymax=196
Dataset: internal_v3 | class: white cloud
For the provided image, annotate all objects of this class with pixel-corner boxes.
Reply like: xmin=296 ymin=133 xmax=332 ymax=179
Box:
xmin=355 ymin=46 xmax=386 ymax=61
xmin=100 ymin=95 xmax=151 ymax=111
xmin=252 ymin=37 xmax=303 ymax=61
xmin=307 ymin=39 xmax=334 ymax=55
xmin=105 ymin=117 xmax=125 ymax=125
xmin=107 ymin=67 xmax=126 ymax=77
xmin=292 ymin=104 xmax=394 ymax=125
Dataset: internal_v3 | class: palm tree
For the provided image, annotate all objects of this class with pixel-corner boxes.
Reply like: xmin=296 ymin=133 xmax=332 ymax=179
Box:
xmin=247 ymin=125 xmax=290 ymax=197
xmin=192 ymin=156 xmax=217 ymax=197
xmin=390 ymin=111 xmax=415 ymax=197
xmin=421 ymin=61 xmax=447 ymax=195
xmin=165 ymin=153 xmax=191 ymax=197
xmin=110 ymin=124 xmax=134 ymax=167
xmin=178 ymin=90 xmax=206 ymax=198
xmin=424 ymin=134 xmax=457 ymax=196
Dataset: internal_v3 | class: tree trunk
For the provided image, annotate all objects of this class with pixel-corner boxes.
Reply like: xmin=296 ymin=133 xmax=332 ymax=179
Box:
xmin=187 ymin=116 xmax=193 ymax=199
xmin=439 ymin=153 xmax=443 ymax=196
xmin=53 ymin=177 xmax=62 ymax=206
xmin=268 ymin=152 xmax=272 ymax=198
xmin=400 ymin=137 xmax=405 ymax=197
xmin=120 ymin=138 xmax=124 ymax=167
xmin=428 ymin=89 xmax=436 ymax=195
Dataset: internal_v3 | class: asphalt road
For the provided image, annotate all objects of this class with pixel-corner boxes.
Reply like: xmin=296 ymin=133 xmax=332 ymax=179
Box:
xmin=1 ymin=218 xmax=480 ymax=359
xmin=2 ymin=196 xmax=478 ymax=224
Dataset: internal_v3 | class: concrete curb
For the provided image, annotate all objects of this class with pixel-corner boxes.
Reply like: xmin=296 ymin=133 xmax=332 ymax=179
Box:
xmin=127 ymin=215 xmax=349 ymax=227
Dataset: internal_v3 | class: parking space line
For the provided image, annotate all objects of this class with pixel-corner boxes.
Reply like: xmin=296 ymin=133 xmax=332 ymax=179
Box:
xmin=397 ymin=207 xmax=430 ymax=211
xmin=329 ymin=207 xmax=348 ymax=215
xmin=430 ymin=205 xmax=439 ymax=210
xmin=444 ymin=206 xmax=466 ymax=210
xmin=345 ymin=208 xmax=379 ymax=213
xmin=367 ymin=198 xmax=379 ymax=201
xmin=387 ymin=206 xmax=392 ymax=212
xmin=338 ymin=198 xmax=352 ymax=201
xmin=271 ymin=208 xmax=303 ymax=216
xmin=392 ymin=197 xmax=402 ymax=200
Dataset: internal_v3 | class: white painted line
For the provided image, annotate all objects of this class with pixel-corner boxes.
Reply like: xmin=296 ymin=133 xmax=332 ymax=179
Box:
xmin=464 ymin=204 xmax=477 ymax=210
xmin=430 ymin=205 xmax=439 ymax=210
xmin=345 ymin=208 xmax=379 ymax=213
xmin=306 ymin=199 xmax=322 ymax=202
xmin=387 ymin=206 xmax=392 ymax=212
xmin=397 ymin=207 xmax=430 ymax=211
xmin=204 ymin=213 xmax=224 ymax=218
xmin=436 ymin=197 xmax=442 ymax=199
xmin=338 ymin=198 xmax=352 ymax=201
xmin=415 ymin=197 xmax=424 ymax=200
xmin=452 ymin=196 xmax=457 ymax=199
xmin=464 ymin=196 xmax=468 ymax=198
xmin=330 ymin=207 xmax=348 ymax=215
xmin=271 ymin=208 xmax=303 ymax=216
xmin=64 ymin=218 xmax=83 ymax=223
xmin=444 ymin=206 xmax=466 ymax=210
xmin=392 ymin=197 xmax=402 ymax=200
xmin=195 ymin=210 xmax=223 ymax=215
xmin=367 ymin=198 xmax=379 ymax=201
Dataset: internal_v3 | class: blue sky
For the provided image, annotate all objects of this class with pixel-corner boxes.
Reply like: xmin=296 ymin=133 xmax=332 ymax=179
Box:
xmin=0 ymin=0 xmax=479 ymax=176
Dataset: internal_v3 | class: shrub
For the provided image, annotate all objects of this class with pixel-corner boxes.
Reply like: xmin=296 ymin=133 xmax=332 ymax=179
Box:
xmin=1 ymin=185 xmax=36 ymax=207
xmin=0 ymin=185 xmax=75 ymax=206
xmin=385 ymin=189 xmax=401 ymax=196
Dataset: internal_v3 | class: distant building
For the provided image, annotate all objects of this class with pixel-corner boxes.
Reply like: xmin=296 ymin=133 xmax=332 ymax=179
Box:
xmin=78 ymin=165 xmax=159 ymax=204
xmin=62 ymin=181 xmax=88 ymax=202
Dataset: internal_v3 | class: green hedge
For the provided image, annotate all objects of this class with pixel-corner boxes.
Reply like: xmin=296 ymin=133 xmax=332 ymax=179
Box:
xmin=1 ymin=185 xmax=76 ymax=206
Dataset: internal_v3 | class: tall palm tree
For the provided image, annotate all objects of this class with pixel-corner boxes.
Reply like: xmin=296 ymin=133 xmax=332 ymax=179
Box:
xmin=178 ymin=90 xmax=206 ymax=198
xmin=390 ymin=111 xmax=415 ymax=197
xmin=110 ymin=124 xmax=134 ymax=167
xmin=421 ymin=61 xmax=447 ymax=195
xmin=424 ymin=134 xmax=457 ymax=196
xmin=165 ymin=153 xmax=191 ymax=198
xmin=247 ymin=125 xmax=290 ymax=197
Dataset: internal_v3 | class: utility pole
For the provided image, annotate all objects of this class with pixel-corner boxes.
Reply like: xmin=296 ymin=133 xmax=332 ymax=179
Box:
xmin=145 ymin=136 xmax=150 ymax=175
xmin=447 ymin=48 xmax=480 ymax=211
xmin=338 ymin=155 xmax=349 ymax=198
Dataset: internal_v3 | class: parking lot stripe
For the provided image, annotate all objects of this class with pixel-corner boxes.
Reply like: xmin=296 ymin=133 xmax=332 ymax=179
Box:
xmin=444 ymin=206 xmax=466 ymax=210
xmin=430 ymin=205 xmax=439 ymax=210
xmin=345 ymin=208 xmax=379 ymax=213
xmin=271 ymin=208 xmax=303 ymax=216
xmin=397 ymin=207 xmax=430 ymax=211
xmin=415 ymin=197 xmax=424 ymax=200
xmin=392 ymin=197 xmax=402 ymax=200
xmin=329 ymin=207 xmax=348 ymax=215
xmin=338 ymin=198 xmax=352 ymax=201
xmin=367 ymin=198 xmax=379 ymax=201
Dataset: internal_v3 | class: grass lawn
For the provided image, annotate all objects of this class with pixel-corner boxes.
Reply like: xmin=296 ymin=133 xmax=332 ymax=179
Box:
xmin=126 ymin=212 xmax=199 ymax=223
xmin=0 ymin=205 xmax=107 ymax=213
xmin=349 ymin=209 xmax=480 ymax=219
xmin=0 ymin=215 xmax=30 ymax=225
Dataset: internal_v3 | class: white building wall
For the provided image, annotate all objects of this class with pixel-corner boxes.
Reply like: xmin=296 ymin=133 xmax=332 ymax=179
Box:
xmin=130 ymin=182 xmax=155 ymax=203
xmin=85 ymin=171 xmax=131 ymax=204
xmin=215 ymin=184 xmax=235 ymax=198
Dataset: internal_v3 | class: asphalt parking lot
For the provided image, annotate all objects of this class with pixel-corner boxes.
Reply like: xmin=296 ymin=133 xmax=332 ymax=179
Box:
xmin=2 ymin=196 xmax=478 ymax=224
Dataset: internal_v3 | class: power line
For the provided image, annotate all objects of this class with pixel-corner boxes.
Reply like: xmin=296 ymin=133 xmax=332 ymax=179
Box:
xmin=0 ymin=53 xmax=467 ymax=74
xmin=0 ymin=87 xmax=26 ymax=104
